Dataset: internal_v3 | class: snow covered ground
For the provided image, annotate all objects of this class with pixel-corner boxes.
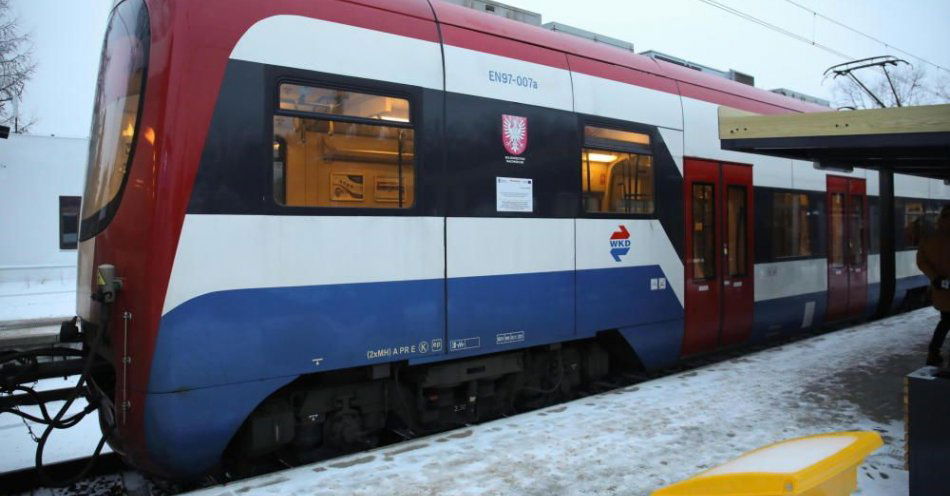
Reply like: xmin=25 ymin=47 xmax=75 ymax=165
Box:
xmin=188 ymin=308 xmax=940 ymax=496
xmin=0 ymin=277 xmax=74 ymax=323
xmin=0 ymin=277 xmax=74 ymax=348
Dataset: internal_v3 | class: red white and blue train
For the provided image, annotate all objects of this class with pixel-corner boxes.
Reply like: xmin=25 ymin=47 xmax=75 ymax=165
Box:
xmin=76 ymin=0 xmax=949 ymax=479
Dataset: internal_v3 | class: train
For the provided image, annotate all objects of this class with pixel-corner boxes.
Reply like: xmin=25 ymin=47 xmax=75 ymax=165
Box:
xmin=72 ymin=0 xmax=949 ymax=480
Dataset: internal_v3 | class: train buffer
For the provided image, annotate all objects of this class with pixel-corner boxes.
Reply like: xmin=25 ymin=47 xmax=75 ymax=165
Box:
xmin=652 ymin=431 xmax=883 ymax=496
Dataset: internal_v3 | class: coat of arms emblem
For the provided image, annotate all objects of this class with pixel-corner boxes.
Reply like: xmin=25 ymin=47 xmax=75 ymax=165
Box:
xmin=501 ymin=114 xmax=528 ymax=156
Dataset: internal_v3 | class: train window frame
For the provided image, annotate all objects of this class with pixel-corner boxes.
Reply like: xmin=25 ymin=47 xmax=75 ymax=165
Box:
xmin=578 ymin=119 xmax=657 ymax=218
xmin=769 ymin=190 xmax=816 ymax=260
xmin=726 ymin=185 xmax=748 ymax=277
xmin=268 ymin=77 xmax=420 ymax=213
xmin=691 ymin=182 xmax=717 ymax=281
xmin=828 ymin=191 xmax=847 ymax=268
xmin=895 ymin=196 xmax=940 ymax=250
xmin=79 ymin=0 xmax=150 ymax=241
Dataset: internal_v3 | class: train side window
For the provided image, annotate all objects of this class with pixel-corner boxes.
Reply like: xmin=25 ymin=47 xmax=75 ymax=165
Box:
xmin=771 ymin=192 xmax=813 ymax=258
xmin=904 ymin=201 xmax=924 ymax=246
xmin=273 ymin=84 xmax=414 ymax=209
xmin=279 ymin=84 xmax=410 ymax=120
xmin=692 ymin=183 xmax=716 ymax=280
xmin=726 ymin=186 xmax=747 ymax=276
xmin=581 ymin=125 xmax=653 ymax=214
xmin=829 ymin=193 xmax=846 ymax=267
xmin=849 ymin=196 xmax=865 ymax=265
xmin=924 ymin=202 xmax=940 ymax=238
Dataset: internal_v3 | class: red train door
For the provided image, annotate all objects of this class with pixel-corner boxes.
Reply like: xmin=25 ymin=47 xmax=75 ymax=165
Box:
xmin=847 ymin=179 xmax=868 ymax=317
xmin=720 ymin=164 xmax=754 ymax=347
xmin=826 ymin=176 xmax=868 ymax=322
xmin=682 ymin=159 xmax=754 ymax=356
xmin=826 ymin=176 xmax=849 ymax=322
xmin=683 ymin=159 xmax=720 ymax=355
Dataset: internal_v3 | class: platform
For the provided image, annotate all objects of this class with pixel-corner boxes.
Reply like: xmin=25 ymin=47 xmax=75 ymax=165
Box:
xmin=185 ymin=308 xmax=940 ymax=496
xmin=0 ymin=272 xmax=74 ymax=350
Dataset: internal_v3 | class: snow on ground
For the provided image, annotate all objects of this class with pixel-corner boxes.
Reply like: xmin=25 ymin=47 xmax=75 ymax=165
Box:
xmin=0 ymin=278 xmax=74 ymax=322
xmin=0 ymin=377 xmax=110 ymax=474
xmin=0 ymin=277 xmax=74 ymax=348
xmin=189 ymin=308 xmax=940 ymax=496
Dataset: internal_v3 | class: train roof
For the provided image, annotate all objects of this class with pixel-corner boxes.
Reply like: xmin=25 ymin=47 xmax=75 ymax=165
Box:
xmin=425 ymin=0 xmax=828 ymax=115
xmin=147 ymin=0 xmax=831 ymax=116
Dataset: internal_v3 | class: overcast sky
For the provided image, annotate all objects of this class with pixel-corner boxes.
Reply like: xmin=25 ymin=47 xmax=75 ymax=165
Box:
xmin=12 ymin=0 xmax=950 ymax=137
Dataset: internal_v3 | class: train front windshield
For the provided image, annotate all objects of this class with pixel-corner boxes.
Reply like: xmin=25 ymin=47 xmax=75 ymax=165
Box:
xmin=80 ymin=0 xmax=149 ymax=240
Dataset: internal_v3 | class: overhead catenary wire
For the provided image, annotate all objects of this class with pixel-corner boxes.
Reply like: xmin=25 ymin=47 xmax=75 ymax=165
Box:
xmin=782 ymin=0 xmax=950 ymax=74
xmin=696 ymin=0 xmax=949 ymax=75
xmin=695 ymin=0 xmax=854 ymax=60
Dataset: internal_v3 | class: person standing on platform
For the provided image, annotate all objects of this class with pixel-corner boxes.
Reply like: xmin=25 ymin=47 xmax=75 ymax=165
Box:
xmin=918 ymin=205 xmax=950 ymax=366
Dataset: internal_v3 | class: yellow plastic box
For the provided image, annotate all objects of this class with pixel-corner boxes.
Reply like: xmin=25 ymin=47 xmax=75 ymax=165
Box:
xmin=652 ymin=431 xmax=883 ymax=496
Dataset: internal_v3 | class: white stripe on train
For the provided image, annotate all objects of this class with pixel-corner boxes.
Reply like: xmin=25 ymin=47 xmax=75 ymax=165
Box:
xmin=162 ymin=215 xmax=445 ymax=314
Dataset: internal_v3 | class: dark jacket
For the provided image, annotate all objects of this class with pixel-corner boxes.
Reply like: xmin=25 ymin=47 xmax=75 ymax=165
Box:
xmin=918 ymin=223 xmax=950 ymax=312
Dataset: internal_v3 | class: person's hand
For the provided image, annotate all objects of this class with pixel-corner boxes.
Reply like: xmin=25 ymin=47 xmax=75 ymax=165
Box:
xmin=933 ymin=278 xmax=950 ymax=290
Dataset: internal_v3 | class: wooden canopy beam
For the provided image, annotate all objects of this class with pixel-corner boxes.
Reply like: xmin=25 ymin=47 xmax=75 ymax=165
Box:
xmin=719 ymin=103 xmax=950 ymax=140
xmin=717 ymin=104 xmax=950 ymax=181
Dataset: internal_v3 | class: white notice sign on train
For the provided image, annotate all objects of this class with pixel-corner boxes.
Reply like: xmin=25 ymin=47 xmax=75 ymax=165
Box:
xmin=496 ymin=177 xmax=533 ymax=212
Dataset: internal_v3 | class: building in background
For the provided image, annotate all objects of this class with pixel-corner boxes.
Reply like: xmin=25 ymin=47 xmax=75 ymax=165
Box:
xmin=0 ymin=134 xmax=87 ymax=337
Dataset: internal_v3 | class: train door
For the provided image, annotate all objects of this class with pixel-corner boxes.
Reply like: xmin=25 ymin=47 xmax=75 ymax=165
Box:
xmin=826 ymin=176 xmax=868 ymax=322
xmin=720 ymin=164 xmax=754 ymax=347
xmin=682 ymin=159 xmax=754 ymax=356
xmin=847 ymin=179 xmax=868 ymax=317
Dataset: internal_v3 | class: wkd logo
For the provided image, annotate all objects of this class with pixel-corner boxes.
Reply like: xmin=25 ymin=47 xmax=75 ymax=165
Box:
xmin=609 ymin=225 xmax=630 ymax=262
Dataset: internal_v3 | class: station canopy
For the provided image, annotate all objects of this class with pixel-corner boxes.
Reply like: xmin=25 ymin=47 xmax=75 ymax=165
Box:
xmin=719 ymin=103 xmax=950 ymax=181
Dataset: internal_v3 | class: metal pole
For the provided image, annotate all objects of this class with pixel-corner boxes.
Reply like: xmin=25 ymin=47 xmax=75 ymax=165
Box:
xmin=875 ymin=170 xmax=895 ymax=317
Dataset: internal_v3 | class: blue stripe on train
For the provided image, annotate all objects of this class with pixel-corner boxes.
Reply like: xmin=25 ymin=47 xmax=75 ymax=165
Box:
xmin=418 ymin=265 xmax=684 ymax=362
xmin=151 ymin=266 xmax=683 ymax=392
xmin=151 ymin=278 xmax=446 ymax=393
xmin=579 ymin=266 xmax=684 ymax=370
xmin=750 ymin=291 xmax=827 ymax=343
xmin=893 ymin=274 xmax=930 ymax=311
xmin=144 ymin=376 xmax=293 ymax=478
xmin=577 ymin=266 xmax=682 ymax=334
xmin=751 ymin=274 xmax=930 ymax=342
xmin=436 ymin=270 xmax=576 ymax=360
xmin=145 ymin=265 xmax=682 ymax=475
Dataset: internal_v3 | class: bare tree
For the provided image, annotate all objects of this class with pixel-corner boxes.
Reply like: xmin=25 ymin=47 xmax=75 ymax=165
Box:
xmin=0 ymin=0 xmax=35 ymax=132
xmin=831 ymin=63 xmax=950 ymax=109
